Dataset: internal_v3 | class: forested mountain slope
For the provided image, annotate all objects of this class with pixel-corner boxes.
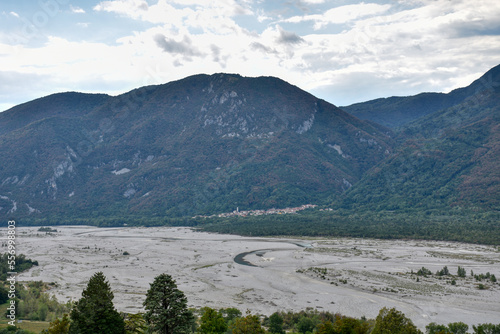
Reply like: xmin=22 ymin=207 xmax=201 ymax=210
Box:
xmin=339 ymin=67 xmax=500 ymax=212
xmin=341 ymin=64 xmax=500 ymax=129
xmin=0 ymin=74 xmax=393 ymax=220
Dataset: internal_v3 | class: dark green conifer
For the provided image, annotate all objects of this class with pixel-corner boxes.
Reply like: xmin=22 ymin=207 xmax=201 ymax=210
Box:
xmin=143 ymin=274 xmax=194 ymax=334
xmin=69 ymin=272 xmax=125 ymax=334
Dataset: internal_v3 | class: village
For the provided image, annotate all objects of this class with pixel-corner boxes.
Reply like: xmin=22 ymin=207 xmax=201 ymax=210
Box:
xmin=195 ymin=204 xmax=317 ymax=218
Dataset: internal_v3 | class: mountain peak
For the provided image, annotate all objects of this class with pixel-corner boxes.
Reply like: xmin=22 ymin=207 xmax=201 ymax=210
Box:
xmin=0 ymin=73 xmax=393 ymax=219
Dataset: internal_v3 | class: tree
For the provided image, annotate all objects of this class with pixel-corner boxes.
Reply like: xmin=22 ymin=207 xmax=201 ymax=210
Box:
xmin=69 ymin=272 xmax=125 ymax=334
xmin=268 ymin=312 xmax=285 ymax=334
xmin=143 ymin=274 xmax=194 ymax=334
xmin=333 ymin=316 xmax=371 ymax=334
xmin=317 ymin=321 xmax=335 ymax=334
xmin=297 ymin=316 xmax=316 ymax=334
xmin=426 ymin=322 xmax=449 ymax=334
xmin=198 ymin=307 xmax=227 ymax=334
xmin=437 ymin=266 xmax=450 ymax=276
xmin=124 ymin=313 xmax=147 ymax=334
xmin=371 ymin=307 xmax=422 ymax=334
xmin=230 ymin=311 xmax=265 ymax=334
xmin=447 ymin=322 xmax=469 ymax=334
xmin=417 ymin=267 xmax=432 ymax=277
xmin=220 ymin=307 xmax=242 ymax=323
xmin=472 ymin=323 xmax=500 ymax=334
xmin=0 ymin=286 xmax=8 ymax=304
xmin=42 ymin=314 xmax=70 ymax=334
xmin=457 ymin=266 xmax=466 ymax=278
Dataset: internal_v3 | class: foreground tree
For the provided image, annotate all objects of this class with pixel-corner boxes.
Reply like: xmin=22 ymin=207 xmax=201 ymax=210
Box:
xmin=124 ymin=313 xmax=148 ymax=334
xmin=220 ymin=307 xmax=242 ymax=324
xmin=317 ymin=321 xmax=335 ymax=334
xmin=333 ymin=316 xmax=371 ymax=334
xmin=426 ymin=322 xmax=450 ymax=334
xmin=447 ymin=322 xmax=469 ymax=334
xmin=198 ymin=307 xmax=227 ymax=334
xmin=143 ymin=274 xmax=194 ymax=334
xmin=371 ymin=307 xmax=422 ymax=334
xmin=41 ymin=314 xmax=70 ymax=334
xmin=230 ymin=311 xmax=265 ymax=334
xmin=69 ymin=272 xmax=125 ymax=334
xmin=472 ymin=323 xmax=500 ymax=334
xmin=297 ymin=316 xmax=316 ymax=334
xmin=268 ymin=312 xmax=285 ymax=334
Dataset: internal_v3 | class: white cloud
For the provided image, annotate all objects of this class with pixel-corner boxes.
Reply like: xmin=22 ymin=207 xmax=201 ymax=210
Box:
xmin=284 ymin=3 xmax=392 ymax=29
xmin=292 ymin=0 xmax=500 ymax=104
xmin=10 ymin=11 xmax=20 ymax=18
xmin=1 ymin=0 xmax=500 ymax=109
xmin=93 ymin=0 xmax=252 ymax=25
xmin=70 ymin=6 xmax=86 ymax=14
xmin=301 ymin=0 xmax=326 ymax=3
xmin=94 ymin=0 xmax=149 ymax=18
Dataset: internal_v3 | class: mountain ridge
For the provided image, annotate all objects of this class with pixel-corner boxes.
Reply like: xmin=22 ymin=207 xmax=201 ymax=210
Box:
xmin=0 ymin=72 xmax=394 ymax=219
xmin=0 ymin=67 xmax=497 ymax=226
xmin=341 ymin=64 xmax=500 ymax=129
xmin=338 ymin=68 xmax=500 ymax=212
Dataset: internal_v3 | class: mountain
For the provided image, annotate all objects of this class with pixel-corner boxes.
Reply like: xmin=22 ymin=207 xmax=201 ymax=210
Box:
xmin=0 ymin=92 xmax=111 ymax=136
xmin=341 ymin=64 xmax=500 ymax=129
xmin=0 ymin=73 xmax=394 ymax=220
xmin=339 ymin=65 xmax=500 ymax=212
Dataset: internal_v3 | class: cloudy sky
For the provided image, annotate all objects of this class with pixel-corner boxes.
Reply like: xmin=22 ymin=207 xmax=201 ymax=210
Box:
xmin=1 ymin=0 xmax=499 ymax=112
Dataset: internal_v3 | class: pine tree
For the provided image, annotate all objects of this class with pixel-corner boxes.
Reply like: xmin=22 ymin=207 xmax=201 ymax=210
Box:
xmin=143 ymin=274 xmax=194 ymax=334
xmin=69 ymin=272 xmax=125 ymax=334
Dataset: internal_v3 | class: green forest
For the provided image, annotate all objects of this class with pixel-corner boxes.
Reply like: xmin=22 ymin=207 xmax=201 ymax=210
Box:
xmin=16 ymin=207 xmax=500 ymax=246
xmin=193 ymin=209 xmax=500 ymax=246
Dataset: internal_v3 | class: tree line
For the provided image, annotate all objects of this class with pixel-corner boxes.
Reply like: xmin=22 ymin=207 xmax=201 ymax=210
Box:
xmin=3 ymin=272 xmax=499 ymax=334
xmin=9 ymin=207 xmax=500 ymax=246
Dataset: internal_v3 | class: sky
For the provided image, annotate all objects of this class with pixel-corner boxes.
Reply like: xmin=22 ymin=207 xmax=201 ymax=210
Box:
xmin=1 ymin=0 xmax=500 ymax=112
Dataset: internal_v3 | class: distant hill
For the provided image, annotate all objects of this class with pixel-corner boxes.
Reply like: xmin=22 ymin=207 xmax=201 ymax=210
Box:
xmin=341 ymin=64 xmax=500 ymax=129
xmin=0 ymin=73 xmax=393 ymax=220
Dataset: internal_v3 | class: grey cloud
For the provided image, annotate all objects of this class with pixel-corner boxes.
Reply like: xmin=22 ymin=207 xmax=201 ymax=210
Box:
xmin=211 ymin=44 xmax=221 ymax=62
xmin=250 ymin=42 xmax=277 ymax=54
xmin=138 ymin=2 xmax=148 ymax=11
xmin=444 ymin=20 xmax=500 ymax=38
xmin=210 ymin=44 xmax=228 ymax=67
xmin=154 ymin=34 xmax=203 ymax=57
xmin=276 ymin=27 xmax=304 ymax=45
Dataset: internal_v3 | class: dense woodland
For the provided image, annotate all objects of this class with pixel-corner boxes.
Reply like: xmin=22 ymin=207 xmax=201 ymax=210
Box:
xmin=15 ymin=206 xmax=500 ymax=246
xmin=194 ymin=210 xmax=500 ymax=245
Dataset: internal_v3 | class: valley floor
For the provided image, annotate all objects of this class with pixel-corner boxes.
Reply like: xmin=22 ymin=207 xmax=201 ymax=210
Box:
xmin=13 ymin=226 xmax=500 ymax=329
